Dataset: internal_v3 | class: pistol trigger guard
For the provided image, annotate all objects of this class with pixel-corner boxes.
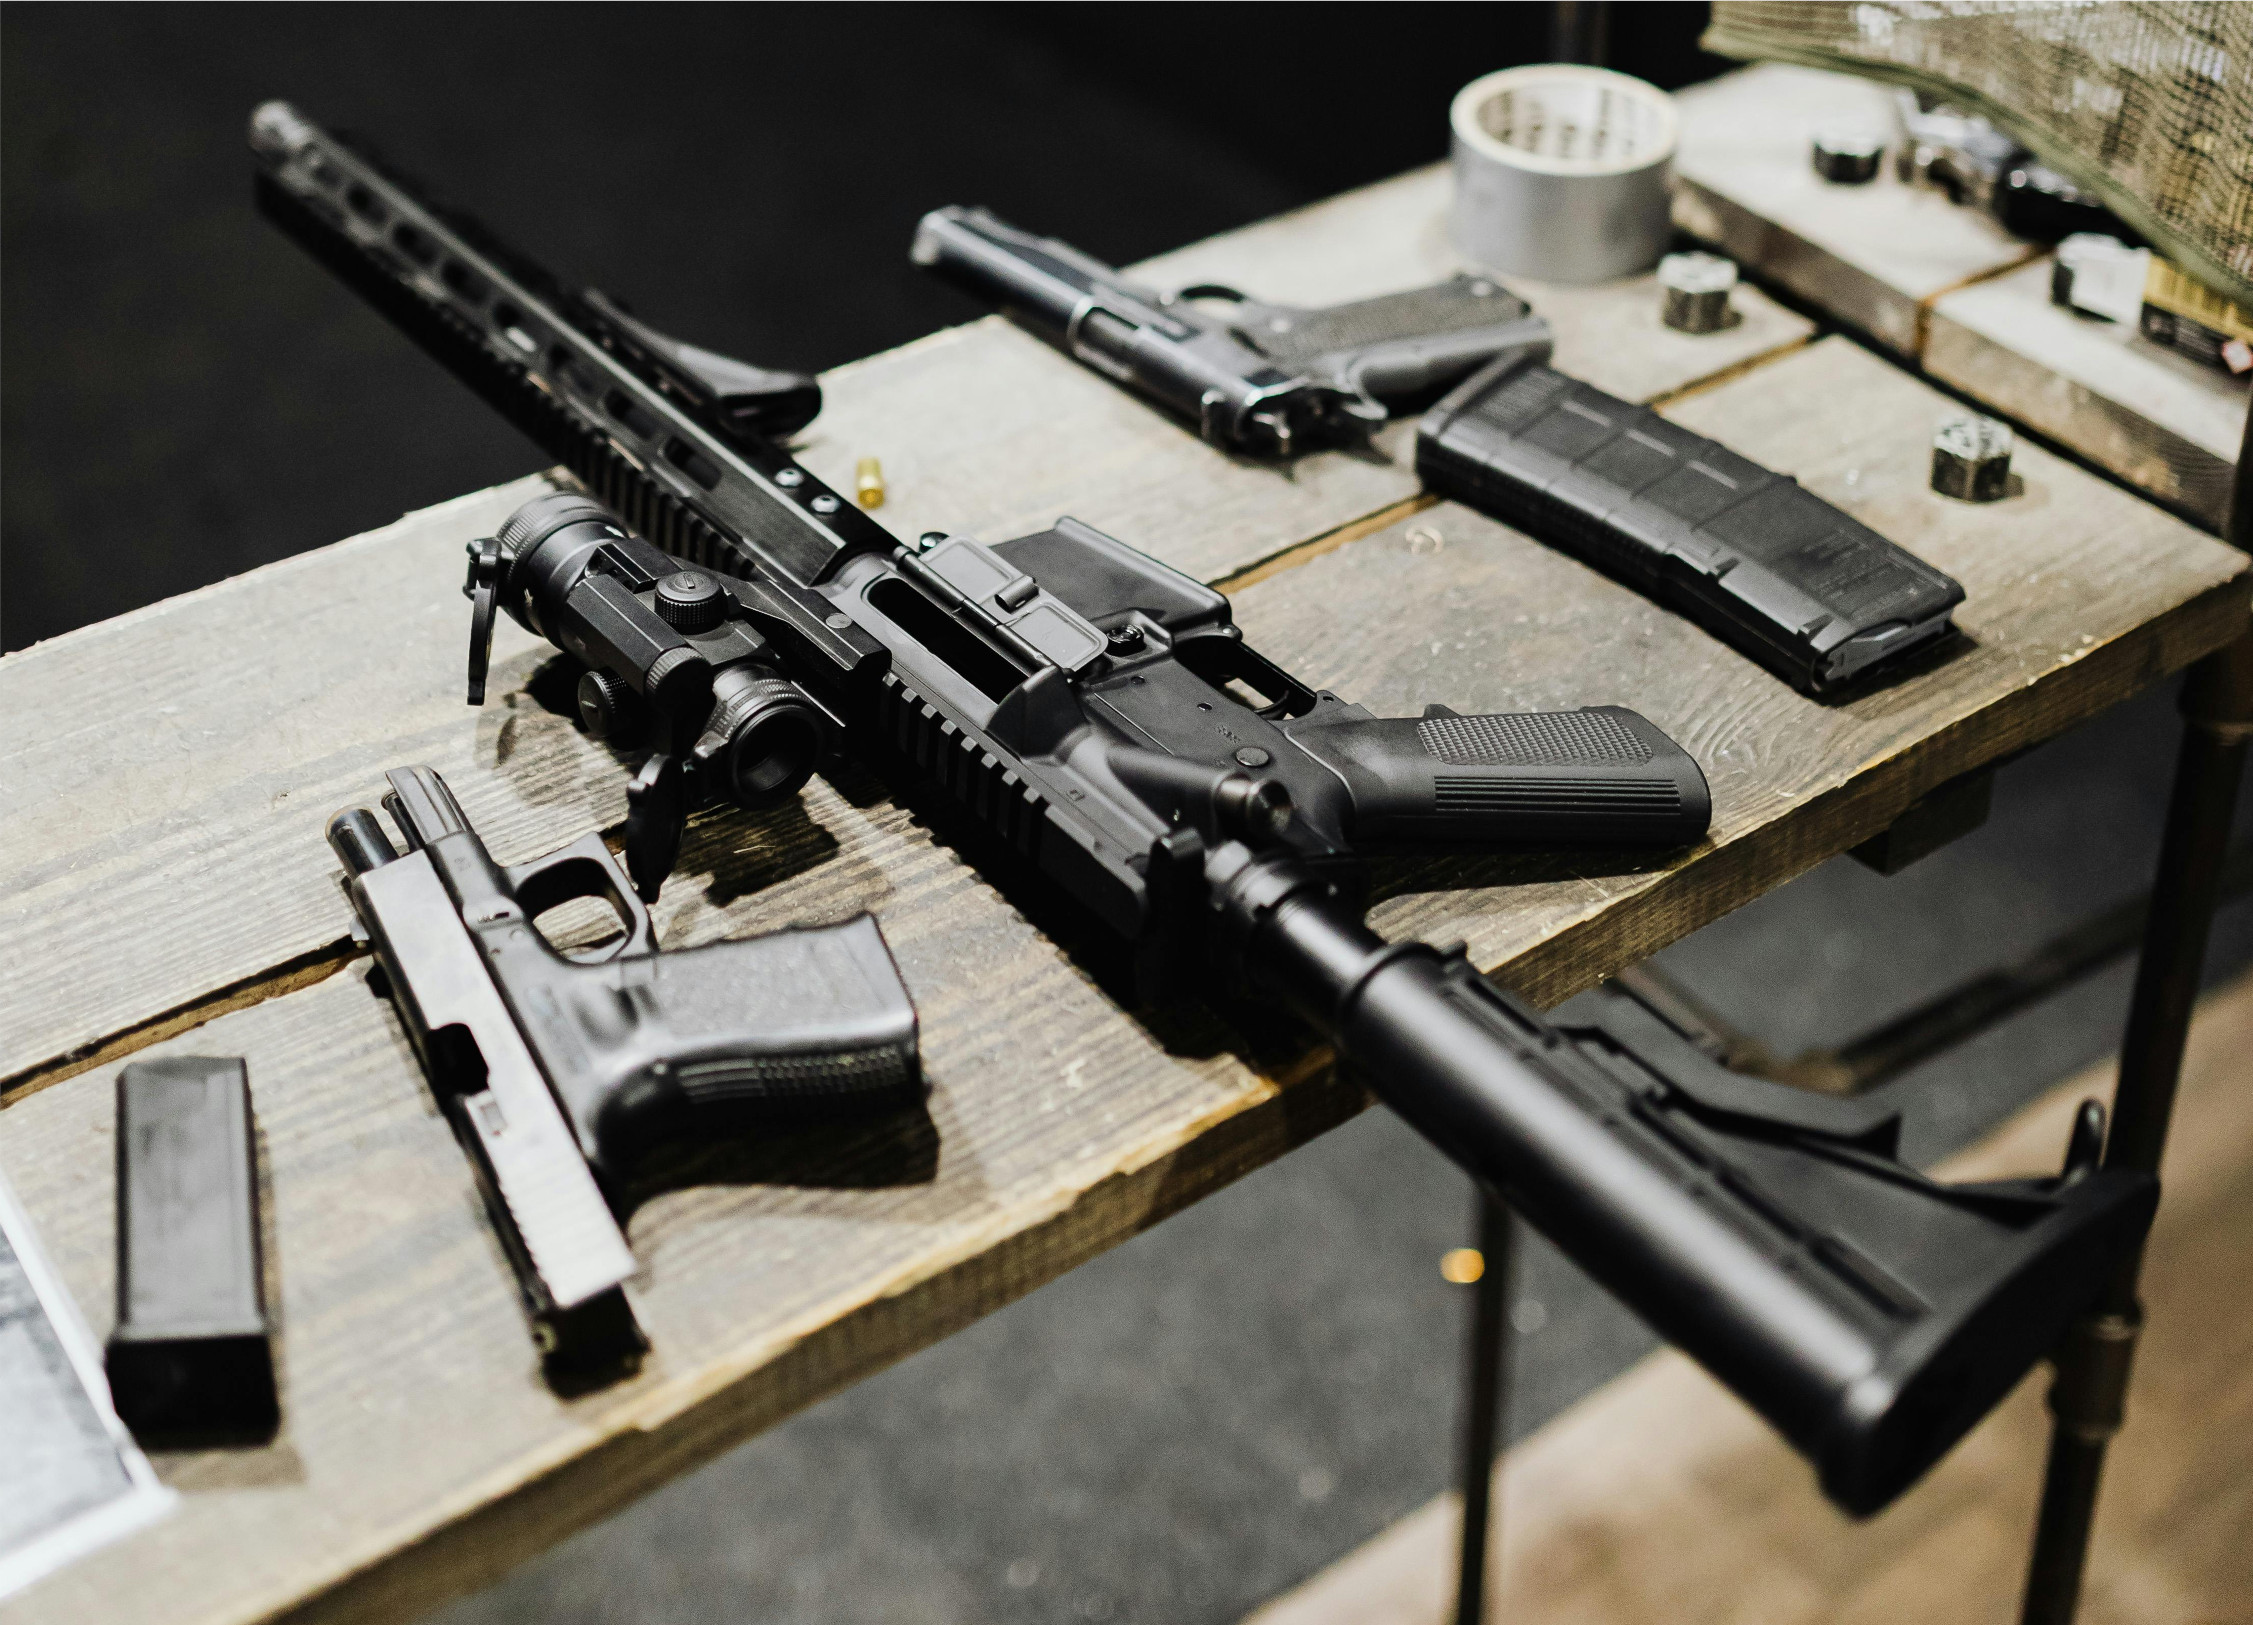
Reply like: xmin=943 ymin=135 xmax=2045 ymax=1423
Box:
xmin=465 ymin=537 xmax=502 ymax=706
xmin=505 ymin=832 xmax=658 ymax=961
xmin=623 ymin=753 xmax=686 ymax=903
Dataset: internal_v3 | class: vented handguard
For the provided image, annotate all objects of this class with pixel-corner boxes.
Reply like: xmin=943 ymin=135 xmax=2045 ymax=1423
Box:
xmin=1286 ymin=703 xmax=1711 ymax=846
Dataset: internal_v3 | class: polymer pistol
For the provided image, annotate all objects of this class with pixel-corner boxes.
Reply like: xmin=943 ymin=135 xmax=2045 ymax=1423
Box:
xmin=258 ymin=103 xmax=2155 ymax=1511
xmin=328 ymin=766 xmax=920 ymax=1385
xmin=912 ymin=206 xmax=1966 ymax=695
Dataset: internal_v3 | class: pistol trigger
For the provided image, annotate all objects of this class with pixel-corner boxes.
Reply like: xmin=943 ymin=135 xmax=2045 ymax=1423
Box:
xmin=623 ymin=753 xmax=686 ymax=903
xmin=465 ymin=537 xmax=502 ymax=706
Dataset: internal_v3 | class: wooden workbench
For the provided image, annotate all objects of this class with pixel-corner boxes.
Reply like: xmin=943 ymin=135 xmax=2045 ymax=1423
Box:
xmin=1 ymin=162 xmax=2244 ymax=1625
xmin=1674 ymin=62 xmax=2248 ymax=530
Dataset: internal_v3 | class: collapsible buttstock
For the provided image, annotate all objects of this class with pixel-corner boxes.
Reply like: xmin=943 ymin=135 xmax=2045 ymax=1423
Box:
xmin=1286 ymin=704 xmax=1710 ymax=847
xmin=1299 ymin=923 xmax=2157 ymax=1514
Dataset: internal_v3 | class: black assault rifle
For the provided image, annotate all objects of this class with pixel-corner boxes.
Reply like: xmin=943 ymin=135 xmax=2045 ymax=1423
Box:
xmin=252 ymin=102 xmax=2154 ymax=1514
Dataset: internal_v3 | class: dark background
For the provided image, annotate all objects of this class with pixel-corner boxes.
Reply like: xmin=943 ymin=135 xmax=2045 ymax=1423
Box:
xmin=0 ymin=2 xmax=1725 ymax=651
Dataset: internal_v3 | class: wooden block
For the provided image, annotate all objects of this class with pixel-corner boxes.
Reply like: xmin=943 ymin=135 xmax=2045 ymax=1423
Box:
xmin=1927 ymin=258 xmax=2247 ymax=530
xmin=1673 ymin=63 xmax=2036 ymax=356
xmin=0 ymin=336 xmax=2240 ymax=1625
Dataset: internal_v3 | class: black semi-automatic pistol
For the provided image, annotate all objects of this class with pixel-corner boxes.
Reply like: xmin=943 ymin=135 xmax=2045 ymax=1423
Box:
xmin=914 ymin=205 xmax=1966 ymax=695
xmin=328 ymin=766 xmax=921 ymax=1385
xmin=263 ymin=105 xmax=2154 ymax=1513
xmin=912 ymin=204 xmax=1552 ymax=457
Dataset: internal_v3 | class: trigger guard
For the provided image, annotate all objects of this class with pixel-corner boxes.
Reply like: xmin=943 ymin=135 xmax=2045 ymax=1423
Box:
xmin=505 ymin=833 xmax=659 ymax=961
xmin=1174 ymin=282 xmax=1252 ymax=305
xmin=623 ymin=754 xmax=686 ymax=903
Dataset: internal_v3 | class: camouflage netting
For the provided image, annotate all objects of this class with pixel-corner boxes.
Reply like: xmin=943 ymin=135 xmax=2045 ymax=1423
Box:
xmin=1704 ymin=2 xmax=2253 ymax=306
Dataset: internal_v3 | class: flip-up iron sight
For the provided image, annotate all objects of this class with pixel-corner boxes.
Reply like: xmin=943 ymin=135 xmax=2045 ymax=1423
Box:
xmin=255 ymin=97 xmax=2160 ymax=1515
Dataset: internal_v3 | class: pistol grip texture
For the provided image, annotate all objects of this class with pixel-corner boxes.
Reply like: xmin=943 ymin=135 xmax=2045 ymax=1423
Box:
xmin=603 ymin=914 xmax=922 ymax=1136
xmin=1287 ymin=705 xmax=1710 ymax=847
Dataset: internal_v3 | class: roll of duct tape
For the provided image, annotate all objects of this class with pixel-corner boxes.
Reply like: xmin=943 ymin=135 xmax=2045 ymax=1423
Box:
xmin=1449 ymin=64 xmax=1678 ymax=285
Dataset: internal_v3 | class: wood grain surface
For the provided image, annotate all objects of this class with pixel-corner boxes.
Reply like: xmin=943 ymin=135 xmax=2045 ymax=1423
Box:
xmin=1673 ymin=63 xmax=2034 ymax=357
xmin=1674 ymin=63 xmax=2246 ymax=533
xmin=1927 ymin=258 xmax=2246 ymax=530
xmin=793 ymin=165 xmax=1809 ymax=586
xmin=0 ymin=172 xmax=2244 ymax=1625
xmin=0 ymin=165 xmax=1809 ymax=1102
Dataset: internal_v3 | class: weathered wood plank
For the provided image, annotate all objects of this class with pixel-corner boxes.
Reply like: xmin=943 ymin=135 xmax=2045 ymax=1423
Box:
xmin=1927 ymin=258 xmax=2246 ymax=530
xmin=2 ymin=336 xmax=2241 ymax=1625
xmin=0 ymin=163 xmax=1808 ymax=1098
xmin=0 ymin=476 xmax=611 ymax=1093
xmin=0 ymin=819 xmax=1358 ymax=1625
xmin=1673 ymin=63 xmax=2246 ymax=531
xmin=1673 ymin=63 xmax=2035 ymax=358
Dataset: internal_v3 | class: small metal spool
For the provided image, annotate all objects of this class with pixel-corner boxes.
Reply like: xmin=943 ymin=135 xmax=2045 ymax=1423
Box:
xmin=1931 ymin=414 xmax=2015 ymax=502
xmin=1812 ymin=128 xmax=1885 ymax=185
xmin=1658 ymin=251 xmax=1737 ymax=334
xmin=1449 ymin=64 xmax=1678 ymax=284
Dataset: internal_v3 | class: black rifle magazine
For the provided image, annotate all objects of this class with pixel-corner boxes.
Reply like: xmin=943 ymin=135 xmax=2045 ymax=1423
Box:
xmin=1417 ymin=355 xmax=1966 ymax=694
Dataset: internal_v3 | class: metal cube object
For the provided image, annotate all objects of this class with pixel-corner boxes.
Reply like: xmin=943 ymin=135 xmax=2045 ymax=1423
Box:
xmin=1932 ymin=414 xmax=2015 ymax=502
xmin=1658 ymin=251 xmax=1738 ymax=334
xmin=1812 ymin=128 xmax=1885 ymax=184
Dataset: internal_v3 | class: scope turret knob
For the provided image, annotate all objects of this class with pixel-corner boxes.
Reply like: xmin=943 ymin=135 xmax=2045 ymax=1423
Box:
xmin=654 ymin=570 xmax=726 ymax=633
xmin=577 ymin=669 xmax=648 ymax=745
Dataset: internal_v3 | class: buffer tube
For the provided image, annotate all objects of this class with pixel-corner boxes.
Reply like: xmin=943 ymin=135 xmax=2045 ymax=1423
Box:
xmin=1206 ymin=845 xmax=2157 ymax=1516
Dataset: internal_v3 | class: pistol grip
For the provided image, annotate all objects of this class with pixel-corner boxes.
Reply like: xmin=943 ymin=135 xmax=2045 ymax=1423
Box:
xmin=1237 ymin=276 xmax=1553 ymax=415
xmin=571 ymin=915 xmax=925 ymax=1172
xmin=1286 ymin=705 xmax=1710 ymax=848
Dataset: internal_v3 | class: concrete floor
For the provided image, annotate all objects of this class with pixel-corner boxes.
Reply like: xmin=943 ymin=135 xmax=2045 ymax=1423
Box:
xmin=430 ymin=677 xmax=2253 ymax=1625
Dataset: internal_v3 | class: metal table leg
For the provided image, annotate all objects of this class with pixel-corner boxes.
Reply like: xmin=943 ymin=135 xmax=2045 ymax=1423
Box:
xmin=1453 ymin=1189 xmax=1514 ymax=1625
xmin=2019 ymin=625 xmax=2253 ymax=1624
